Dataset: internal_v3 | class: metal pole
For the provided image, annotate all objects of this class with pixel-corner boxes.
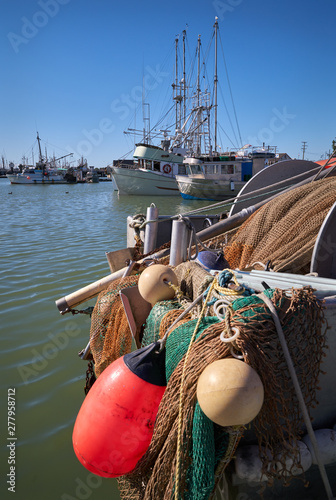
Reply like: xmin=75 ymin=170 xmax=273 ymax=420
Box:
xmin=169 ymin=219 xmax=191 ymax=266
xmin=143 ymin=204 xmax=159 ymax=254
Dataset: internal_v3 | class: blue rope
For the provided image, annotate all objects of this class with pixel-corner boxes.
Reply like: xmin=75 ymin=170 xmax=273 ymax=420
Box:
xmin=202 ymin=270 xmax=255 ymax=307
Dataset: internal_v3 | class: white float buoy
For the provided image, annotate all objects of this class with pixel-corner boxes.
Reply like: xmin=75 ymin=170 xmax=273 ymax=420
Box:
xmin=235 ymin=441 xmax=312 ymax=483
xmin=138 ymin=264 xmax=178 ymax=306
xmin=196 ymin=358 xmax=264 ymax=427
xmin=234 ymin=445 xmax=270 ymax=482
xmin=302 ymin=429 xmax=336 ymax=465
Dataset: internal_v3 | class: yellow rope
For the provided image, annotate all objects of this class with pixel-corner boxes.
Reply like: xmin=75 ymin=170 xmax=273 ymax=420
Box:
xmin=213 ymin=268 xmax=245 ymax=297
xmin=174 ymin=277 xmax=217 ymax=500
xmin=167 ymin=281 xmax=184 ymax=300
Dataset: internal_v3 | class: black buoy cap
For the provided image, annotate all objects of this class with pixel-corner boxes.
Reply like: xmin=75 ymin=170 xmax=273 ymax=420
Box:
xmin=124 ymin=342 xmax=166 ymax=386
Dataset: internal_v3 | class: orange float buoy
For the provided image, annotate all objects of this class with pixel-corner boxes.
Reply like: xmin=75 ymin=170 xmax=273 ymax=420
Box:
xmin=72 ymin=342 xmax=166 ymax=477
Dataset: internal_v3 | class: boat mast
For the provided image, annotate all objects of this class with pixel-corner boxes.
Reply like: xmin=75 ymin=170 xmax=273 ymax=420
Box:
xmin=175 ymin=37 xmax=179 ymax=131
xmin=196 ymin=34 xmax=201 ymax=155
xmin=37 ymin=131 xmax=43 ymax=163
xmin=183 ymin=29 xmax=186 ymax=132
xmin=173 ymin=36 xmax=183 ymax=146
xmin=214 ymin=16 xmax=218 ymax=154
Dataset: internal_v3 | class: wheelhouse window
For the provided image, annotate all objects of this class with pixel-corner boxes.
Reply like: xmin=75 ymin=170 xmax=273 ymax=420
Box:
xmin=187 ymin=164 xmax=203 ymax=175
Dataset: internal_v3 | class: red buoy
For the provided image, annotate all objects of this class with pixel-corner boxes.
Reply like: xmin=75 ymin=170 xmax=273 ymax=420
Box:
xmin=72 ymin=342 xmax=166 ymax=477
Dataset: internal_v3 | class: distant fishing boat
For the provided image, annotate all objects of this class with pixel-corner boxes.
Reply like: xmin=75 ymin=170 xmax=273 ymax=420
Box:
xmin=7 ymin=132 xmax=76 ymax=185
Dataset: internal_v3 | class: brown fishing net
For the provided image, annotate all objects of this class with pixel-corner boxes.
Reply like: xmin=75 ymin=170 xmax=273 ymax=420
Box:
xmin=89 ymin=275 xmax=139 ymax=376
xmin=206 ymin=177 xmax=336 ymax=273
xmin=174 ymin=261 xmax=213 ymax=301
xmin=117 ymin=287 xmax=327 ymax=499
xmin=230 ymin=287 xmax=327 ymax=484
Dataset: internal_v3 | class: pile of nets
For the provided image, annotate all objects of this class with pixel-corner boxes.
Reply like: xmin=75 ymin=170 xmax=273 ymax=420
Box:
xmin=117 ymin=282 xmax=327 ymax=499
xmin=206 ymin=177 xmax=336 ymax=273
xmin=86 ymin=178 xmax=332 ymax=498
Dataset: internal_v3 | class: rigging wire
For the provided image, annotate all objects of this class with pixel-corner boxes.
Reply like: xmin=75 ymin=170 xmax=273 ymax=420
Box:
xmin=218 ymin=81 xmax=239 ymax=148
xmin=218 ymin=29 xmax=243 ymax=148
xmin=218 ymin=113 xmax=239 ymax=150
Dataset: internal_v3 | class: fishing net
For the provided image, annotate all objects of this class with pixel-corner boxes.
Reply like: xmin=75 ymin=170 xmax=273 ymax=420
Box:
xmin=205 ymin=177 xmax=336 ymax=273
xmin=89 ymin=275 xmax=139 ymax=376
xmin=229 ymin=287 xmax=327 ymax=484
xmin=117 ymin=285 xmax=327 ymax=499
xmin=140 ymin=300 xmax=184 ymax=346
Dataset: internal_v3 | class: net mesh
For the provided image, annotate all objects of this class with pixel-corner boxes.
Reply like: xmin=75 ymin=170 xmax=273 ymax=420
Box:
xmin=89 ymin=275 xmax=139 ymax=376
xmin=206 ymin=177 xmax=336 ymax=273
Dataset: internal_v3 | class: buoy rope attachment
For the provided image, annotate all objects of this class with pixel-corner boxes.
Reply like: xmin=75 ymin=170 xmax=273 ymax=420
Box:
xmin=163 ymin=279 xmax=183 ymax=301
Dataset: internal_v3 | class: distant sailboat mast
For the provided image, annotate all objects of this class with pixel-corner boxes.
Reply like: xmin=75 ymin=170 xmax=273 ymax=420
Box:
xmin=37 ymin=131 xmax=44 ymax=163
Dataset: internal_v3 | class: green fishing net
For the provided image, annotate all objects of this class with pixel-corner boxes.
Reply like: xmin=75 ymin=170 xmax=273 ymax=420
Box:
xmin=141 ymin=300 xmax=183 ymax=347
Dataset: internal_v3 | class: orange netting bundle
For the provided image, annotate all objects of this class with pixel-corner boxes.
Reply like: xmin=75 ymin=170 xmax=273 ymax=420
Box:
xmin=89 ymin=275 xmax=139 ymax=376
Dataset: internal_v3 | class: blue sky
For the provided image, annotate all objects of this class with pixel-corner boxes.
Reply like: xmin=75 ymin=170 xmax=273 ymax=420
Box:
xmin=1 ymin=0 xmax=335 ymax=167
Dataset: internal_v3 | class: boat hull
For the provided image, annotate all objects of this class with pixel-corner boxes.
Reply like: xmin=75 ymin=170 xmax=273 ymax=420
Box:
xmin=176 ymin=175 xmax=245 ymax=201
xmin=112 ymin=167 xmax=181 ymax=196
xmin=7 ymin=173 xmax=71 ymax=185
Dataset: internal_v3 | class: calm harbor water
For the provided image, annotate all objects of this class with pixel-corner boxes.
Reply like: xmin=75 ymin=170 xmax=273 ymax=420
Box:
xmin=0 ymin=178 xmax=213 ymax=500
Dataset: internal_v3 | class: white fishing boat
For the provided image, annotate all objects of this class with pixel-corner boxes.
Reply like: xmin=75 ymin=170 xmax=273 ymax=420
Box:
xmin=7 ymin=132 xmax=75 ymax=185
xmin=7 ymin=166 xmax=76 ymax=185
xmin=111 ymin=142 xmax=186 ymax=196
xmin=176 ymin=144 xmax=282 ymax=201
xmin=176 ymin=153 xmax=254 ymax=201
